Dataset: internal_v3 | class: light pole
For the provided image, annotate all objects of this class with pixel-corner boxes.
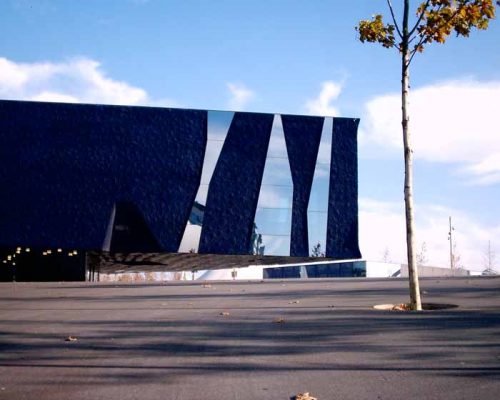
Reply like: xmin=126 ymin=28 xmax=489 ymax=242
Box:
xmin=448 ymin=216 xmax=454 ymax=270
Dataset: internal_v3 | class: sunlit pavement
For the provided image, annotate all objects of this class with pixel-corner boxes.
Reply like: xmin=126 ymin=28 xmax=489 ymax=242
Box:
xmin=0 ymin=276 xmax=499 ymax=400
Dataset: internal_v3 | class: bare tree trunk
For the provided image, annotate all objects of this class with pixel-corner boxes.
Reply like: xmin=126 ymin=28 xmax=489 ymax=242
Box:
xmin=402 ymin=0 xmax=422 ymax=310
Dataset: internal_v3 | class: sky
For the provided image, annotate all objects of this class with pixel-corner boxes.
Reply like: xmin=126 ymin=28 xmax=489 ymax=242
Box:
xmin=0 ymin=0 xmax=499 ymax=272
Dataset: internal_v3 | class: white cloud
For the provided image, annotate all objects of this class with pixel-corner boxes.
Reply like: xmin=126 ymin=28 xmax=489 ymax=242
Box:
xmin=359 ymin=198 xmax=500 ymax=272
xmin=29 ymin=91 xmax=80 ymax=103
xmin=304 ymin=81 xmax=342 ymax=117
xmin=226 ymin=82 xmax=254 ymax=111
xmin=256 ymin=115 xmax=293 ymax=209
xmin=461 ymin=152 xmax=500 ymax=185
xmin=0 ymin=56 xmax=176 ymax=106
xmin=361 ymin=79 xmax=500 ymax=184
xmin=256 ymin=186 xmax=290 ymax=208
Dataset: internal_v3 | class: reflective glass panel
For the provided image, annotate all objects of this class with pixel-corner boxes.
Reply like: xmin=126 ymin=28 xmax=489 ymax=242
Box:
xmin=254 ymin=115 xmax=293 ymax=255
xmin=307 ymin=117 xmax=332 ymax=255
xmin=254 ymin=207 xmax=292 ymax=236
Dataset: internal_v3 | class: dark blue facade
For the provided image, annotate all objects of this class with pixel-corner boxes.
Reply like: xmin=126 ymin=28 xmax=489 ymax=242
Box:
xmin=0 ymin=100 xmax=206 ymax=252
xmin=325 ymin=118 xmax=362 ymax=260
xmin=282 ymin=115 xmax=324 ymax=257
xmin=0 ymin=100 xmax=361 ymax=263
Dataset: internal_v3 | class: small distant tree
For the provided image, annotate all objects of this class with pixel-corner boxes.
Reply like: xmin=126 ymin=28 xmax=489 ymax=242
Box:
xmin=452 ymin=241 xmax=463 ymax=270
xmin=250 ymin=223 xmax=265 ymax=255
xmin=357 ymin=0 xmax=497 ymax=310
xmin=382 ymin=247 xmax=392 ymax=263
xmin=311 ymin=242 xmax=325 ymax=257
xmin=416 ymin=242 xmax=428 ymax=266
xmin=482 ymin=240 xmax=497 ymax=275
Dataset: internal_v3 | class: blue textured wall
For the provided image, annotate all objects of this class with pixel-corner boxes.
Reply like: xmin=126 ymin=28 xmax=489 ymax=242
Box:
xmin=0 ymin=100 xmax=207 ymax=251
xmin=198 ymin=112 xmax=274 ymax=255
xmin=0 ymin=100 xmax=362 ymax=262
xmin=326 ymin=118 xmax=362 ymax=260
xmin=282 ymin=115 xmax=324 ymax=257
xmin=107 ymin=201 xmax=162 ymax=253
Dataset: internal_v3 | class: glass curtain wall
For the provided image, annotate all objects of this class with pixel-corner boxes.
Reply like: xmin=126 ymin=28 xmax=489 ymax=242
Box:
xmin=179 ymin=111 xmax=332 ymax=258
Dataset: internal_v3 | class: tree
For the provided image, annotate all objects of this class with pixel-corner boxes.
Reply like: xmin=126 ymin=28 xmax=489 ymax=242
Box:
xmin=452 ymin=241 xmax=462 ymax=270
xmin=311 ymin=242 xmax=325 ymax=257
xmin=416 ymin=242 xmax=428 ymax=266
xmin=382 ymin=247 xmax=392 ymax=263
xmin=249 ymin=223 xmax=265 ymax=255
xmin=357 ymin=0 xmax=497 ymax=310
xmin=482 ymin=240 xmax=497 ymax=275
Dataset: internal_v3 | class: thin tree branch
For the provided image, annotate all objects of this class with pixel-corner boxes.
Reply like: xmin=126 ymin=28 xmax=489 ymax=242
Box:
xmin=409 ymin=0 xmax=430 ymax=38
xmin=408 ymin=34 xmax=419 ymax=44
xmin=386 ymin=0 xmax=403 ymax=39
xmin=408 ymin=35 xmax=426 ymax=65
xmin=402 ymin=0 xmax=410 ymax=74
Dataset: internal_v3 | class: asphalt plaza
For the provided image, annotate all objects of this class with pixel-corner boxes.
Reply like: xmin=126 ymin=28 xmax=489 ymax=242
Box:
xmin=0 ymin=276 xmax=499 ymax=399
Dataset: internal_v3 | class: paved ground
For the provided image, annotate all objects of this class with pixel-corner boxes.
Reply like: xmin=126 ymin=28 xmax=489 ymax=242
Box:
xmin=0 ymin=276 xmax=499 ymax=400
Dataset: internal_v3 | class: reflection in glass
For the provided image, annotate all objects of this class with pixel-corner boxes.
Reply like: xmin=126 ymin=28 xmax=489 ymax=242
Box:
xmin=265 ymin=115 xmax=288 ymax=159
xmin=309 ymin=177 xmax=329 ymax=212
xmin=256 ymin=184 xmax=292 ymax=209
xmin=260 ymin=158 xmax=294 ymax=186
xmin=260 ymin=234 xmax=290 ymax=256
xmin=200 ymin=111 xmax=234 ymax=186
xmin=254 ymin=115 xmax=293 ymax=256
xmin=254 ymin=208 xmax=292 ymax=236
xmin=307 ymin=117 xmax=332 ymax=255
xmin=316 ymin=117 xmax=333 ymax=165
xmin=179 ymin=113 xmax=332 ymax=258
xmin=307 ymin=211 xmax=328 ymax=255
xmin=178 ymin=111 xmax=233 ymax=252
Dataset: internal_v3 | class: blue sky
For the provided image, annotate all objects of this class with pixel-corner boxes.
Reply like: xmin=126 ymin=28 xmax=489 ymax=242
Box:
xmin=1 ymin=0 xmax=499 ymax=271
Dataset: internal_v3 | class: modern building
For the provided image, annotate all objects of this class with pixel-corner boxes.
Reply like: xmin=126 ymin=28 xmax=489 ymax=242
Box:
xmin=0 ymin=100 xmax=362 ymax=281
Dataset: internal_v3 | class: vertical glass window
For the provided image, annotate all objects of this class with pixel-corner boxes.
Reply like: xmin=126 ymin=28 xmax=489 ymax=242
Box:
xmin=254 ymin=115 xmax=293 ymax=256
xmin=307 ymin=117 xmax=332 ymax=256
